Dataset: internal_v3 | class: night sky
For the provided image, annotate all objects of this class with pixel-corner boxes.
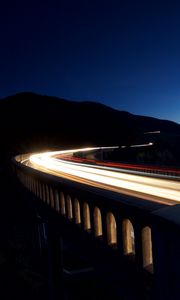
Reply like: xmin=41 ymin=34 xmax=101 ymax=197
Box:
xmin=1 ymin=0 xmax=180 ymax=123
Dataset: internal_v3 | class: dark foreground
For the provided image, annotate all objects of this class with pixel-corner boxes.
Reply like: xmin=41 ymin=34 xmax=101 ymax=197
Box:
xmin=0 ymin=168 xmax=114 ymax=300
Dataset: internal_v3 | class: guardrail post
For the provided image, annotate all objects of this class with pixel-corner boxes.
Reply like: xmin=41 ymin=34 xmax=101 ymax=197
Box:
xmin=151 ymin=204 xmax=180 ymax=300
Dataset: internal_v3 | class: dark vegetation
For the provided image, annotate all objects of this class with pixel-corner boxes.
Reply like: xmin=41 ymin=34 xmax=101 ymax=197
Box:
xmin=103 ymin=133 xmax=180 ymax=167
xmin=0 ymin=92 xmax=180 ymax=168
xmin=0 ymin=92 xmax=180 ymax=299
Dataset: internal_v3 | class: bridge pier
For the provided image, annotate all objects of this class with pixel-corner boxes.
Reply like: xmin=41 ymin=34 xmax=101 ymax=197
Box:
xmin=152 ymin=204 xmax=180 ymax=300
xmin=35 ymin=205 xmax=66 ymax=300
xmin=45 ymin=221 xmax=64 ymax=300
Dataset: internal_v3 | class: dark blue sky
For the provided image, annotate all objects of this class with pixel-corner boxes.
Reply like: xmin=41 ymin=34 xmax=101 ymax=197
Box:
xmin=1 ymin=0 xmax=180 ymax=123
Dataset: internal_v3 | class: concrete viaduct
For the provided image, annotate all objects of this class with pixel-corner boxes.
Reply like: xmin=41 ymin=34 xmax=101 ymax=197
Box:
xmin=12 ymin=154 xmax=180 ymax=300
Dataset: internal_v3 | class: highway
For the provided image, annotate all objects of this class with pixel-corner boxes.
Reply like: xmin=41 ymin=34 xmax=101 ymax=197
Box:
xmin=19 ymin=147 xmax=180 ymax=205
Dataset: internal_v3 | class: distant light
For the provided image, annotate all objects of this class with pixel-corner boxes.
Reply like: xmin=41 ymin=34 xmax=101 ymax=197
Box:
xmin=130 ymin=142 xmax=154 ymax=148
xmin=100 ymin=146 xmax=119 ymax=150
xmin=144 ymin=131 xmax=161 ymax=134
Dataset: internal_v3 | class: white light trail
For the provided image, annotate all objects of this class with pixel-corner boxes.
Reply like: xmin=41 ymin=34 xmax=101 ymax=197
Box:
xmin=28 ymin=147 xmax=180 ymax=203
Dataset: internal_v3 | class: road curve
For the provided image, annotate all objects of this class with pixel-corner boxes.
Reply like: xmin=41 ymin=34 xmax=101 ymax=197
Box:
xmin=18 ymin=147 xmax=180 ymax=205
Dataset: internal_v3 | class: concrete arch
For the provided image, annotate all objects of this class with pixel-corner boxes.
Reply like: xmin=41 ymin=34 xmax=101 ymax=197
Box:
xmin=37 ymin=182 xmax=41 ymax=198
xmin=29 ymin=178 xmax=32 ymax=192
xmin=74 ymin=198 xmax=81 ymax=224
xmin=33 ymin=180 xmax=36 ymax=194
xmin=38 ymin=182 xmax=42 ymax=200
xmin=46 ymin=185 xmax=50 ymax=204
xmin=83 ymin=202 xmax=91 ymax=231
xmin=42 ymin=184 xmax=46 ymax=202
xmin=54 ymin=190 xmax=60 ymax=212
xmin=35 ymin=180 xmax=39 ymax=198
xmin=106 ymin=212 xmax=117 ymax=245
xmin=122 ymin=219 xmax=135 ymax=255
xmin=30 ymin=178 xmax=33 ymax=192
xmin=31 ymin=179 xmax=33 ymax=192
xmin=40 ymin=183 xmax=44 ymax=200
xmin=60 ymin=192 xmax=66 ymax=215
xmin=142 ymin=226 xmax=153 ymax=270
xmin=35 ymin=181 xmax=38 ymax=196
xmin=50 ymin=188 xmax=54 ymax=208
xmin=94 ymin=207 xmax=103 ymax=237
xmin=66 ymin=195 xmax=73 ymax=220
xmin=31 ymin=179 xmax=34 ymax=193
xmin=33 ymin=180 xmax=36 ymax=195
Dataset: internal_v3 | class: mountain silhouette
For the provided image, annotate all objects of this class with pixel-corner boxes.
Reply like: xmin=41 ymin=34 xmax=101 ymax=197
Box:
xmin=0 ymin=92 xmax=179 ymax=166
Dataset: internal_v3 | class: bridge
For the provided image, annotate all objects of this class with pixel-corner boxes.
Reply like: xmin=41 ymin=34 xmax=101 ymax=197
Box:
xmin=13 ymin=147 xmax=180 ymax=300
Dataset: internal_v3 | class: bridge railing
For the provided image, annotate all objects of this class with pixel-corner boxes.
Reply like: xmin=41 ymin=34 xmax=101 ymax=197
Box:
xmin=12 ymin=155 xmax=180 ymax=300
xmin=71 ymin=153 xmax=180 ymax=177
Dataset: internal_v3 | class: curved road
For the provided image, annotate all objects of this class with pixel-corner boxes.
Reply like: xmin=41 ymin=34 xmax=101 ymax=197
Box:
xmin=19 ymin=147 xmax=180 ymax=205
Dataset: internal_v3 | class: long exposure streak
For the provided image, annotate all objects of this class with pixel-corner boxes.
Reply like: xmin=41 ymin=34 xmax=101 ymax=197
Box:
xmin=21 ymin=147 xmax=180 ymax=204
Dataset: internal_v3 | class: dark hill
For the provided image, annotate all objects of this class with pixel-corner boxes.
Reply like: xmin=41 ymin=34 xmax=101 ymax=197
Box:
xmin=0 ymin=92 xmax=179 ymax=300
xmin=0 ymin=92 xmax=180 ymax=166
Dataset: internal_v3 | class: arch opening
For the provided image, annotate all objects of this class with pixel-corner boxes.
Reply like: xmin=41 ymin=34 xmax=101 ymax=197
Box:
xmin=122 ymin=219 xmax=135 ymax=255
xmin=39 ymin=183 xmax=43 ymax=200
xmin=106 ymin=212 xmax=117 ymax=245
xmin=74 ymin=198 xmax=81 ymax=224
xmin=54 ymin=190 xmax=60 ymax=212
xmin=66 ymin=195 xmax=73 ymax=220
xmin=50 ymin=188 xmax=54 ymax=208
xmin=60 ymin=192 xmax=66 ymax=215
xmin=42 ymin=184 xmax=46 ymax=202
xmin=94 ymin=207 xmax=102 ymax=237
xmin=142 ymin=226 xmax=153 ymax=271
xmin=46 ymin=185 xmax=50 ymax=204
xmin=83 ymin=202 xmax=91 ymax=231
xmin=36 ymin=181 xmax=40 ymax=198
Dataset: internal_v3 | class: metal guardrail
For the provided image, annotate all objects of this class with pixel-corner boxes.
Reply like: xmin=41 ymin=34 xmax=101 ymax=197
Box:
xmin=71 ymin=155 xmax=180 ymax=178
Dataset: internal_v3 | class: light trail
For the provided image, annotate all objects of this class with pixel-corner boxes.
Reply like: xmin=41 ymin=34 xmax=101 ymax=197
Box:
xmin=26 ymin=147 xmax=180 ymax=204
